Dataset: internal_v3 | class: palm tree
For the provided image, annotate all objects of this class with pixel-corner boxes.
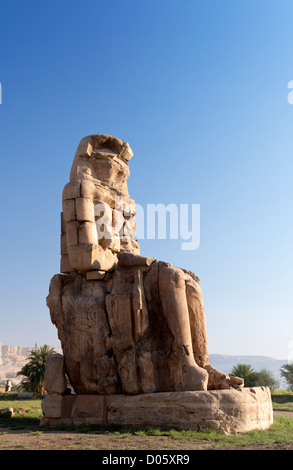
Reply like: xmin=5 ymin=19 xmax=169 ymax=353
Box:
xmin=280 ymin=363 xmax=293 ymax=391
xmin=17 ymin=344 xmax=56 ymax=396
xmin=230 ymin=363 xmax=258 ymax=387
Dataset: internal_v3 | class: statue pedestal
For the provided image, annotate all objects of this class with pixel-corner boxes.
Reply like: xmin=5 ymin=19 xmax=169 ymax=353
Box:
xmin=40 ymin=387 xmax=273 ymax=435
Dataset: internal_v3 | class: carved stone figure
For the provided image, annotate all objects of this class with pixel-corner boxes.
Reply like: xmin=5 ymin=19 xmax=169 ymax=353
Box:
xmin=60 ymin=134 xmax=139 ymax=275
xmin=47 ymin=134 xmax=244 ymax=395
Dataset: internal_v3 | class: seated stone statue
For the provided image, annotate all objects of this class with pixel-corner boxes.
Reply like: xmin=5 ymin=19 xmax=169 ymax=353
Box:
xmin=47 ymin=134 xmax=244 ymax=395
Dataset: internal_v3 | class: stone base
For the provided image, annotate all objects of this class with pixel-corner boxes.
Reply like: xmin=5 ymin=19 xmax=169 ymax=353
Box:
xmin=40 ymin=387 xmax=273 ymax=435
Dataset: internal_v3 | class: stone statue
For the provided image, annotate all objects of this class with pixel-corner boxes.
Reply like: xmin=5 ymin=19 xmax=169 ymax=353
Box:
xmin=47 ymin=134 xmax=244 ymax=395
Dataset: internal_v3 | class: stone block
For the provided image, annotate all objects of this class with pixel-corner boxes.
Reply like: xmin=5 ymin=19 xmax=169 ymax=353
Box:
xmin=41 ymin=394 xmax=63 ymax=419
xmin=66 ymin=221 xmax=79 ymax=246
xmin=76 ymin=197 xmax=95 ymax=222
xmin=62 ymin=199 xmax=76 ymax=222
xmin=60 ymin=254 xmax=72 ymax=274
xmin=79 ymin=221 xmax=97 ymax=245
xmin=71 ymin=395 xmax=105 ymax=424
xmin=68 ymin=244 xmax=117 ymax=272
xmin=80 ymin=179 xmax=96 ymax=198
xmin=63 ymin=181 xmax=81 ymax=200
xmin=44 ymin=353 xmax=67 ymax=394
xmin=67 ymin=244 xmax=94 ymax=271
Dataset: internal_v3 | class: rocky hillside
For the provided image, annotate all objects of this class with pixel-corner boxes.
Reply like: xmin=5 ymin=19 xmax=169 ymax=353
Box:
xmin=0 ymin=345 xmax=33 ymax=385
xmin=0 ymin=344 xmax=61 ymax=385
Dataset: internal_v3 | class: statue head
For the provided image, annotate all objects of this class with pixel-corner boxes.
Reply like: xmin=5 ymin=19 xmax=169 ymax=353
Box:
xmin=69 ymin=134 xmax=133 ymax=193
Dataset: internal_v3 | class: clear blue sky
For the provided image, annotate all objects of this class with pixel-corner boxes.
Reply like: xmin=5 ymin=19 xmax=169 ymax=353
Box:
xmin=0 ymin=0 xmax=292 ymax=360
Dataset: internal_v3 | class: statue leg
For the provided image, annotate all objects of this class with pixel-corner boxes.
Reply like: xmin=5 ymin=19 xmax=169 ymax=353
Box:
xmin=158 ymin=263 xmax=208 ymax=391
xmin=185 ymin=276 xmax=209 ymax=368
xmin=186 ymin=275 xmax=244 ymax=390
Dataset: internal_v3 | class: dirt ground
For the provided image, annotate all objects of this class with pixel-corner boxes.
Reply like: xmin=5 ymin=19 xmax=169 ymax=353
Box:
xmin=0 ymin=429 xmax=214 ymax=450
xmin=0 ymin=411 xmax=291 ymax=451
xmin=0 ymin=428 xmax=292 ymax=451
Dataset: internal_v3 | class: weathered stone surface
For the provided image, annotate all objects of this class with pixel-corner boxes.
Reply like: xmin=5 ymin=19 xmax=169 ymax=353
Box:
xmin=41 ymin=387 xmax=273 ymax=434
xmin=47 ymin=134 xmax=245 ymax=396
xmin=47 ymin=258 xmax=245 ymax=395
xmin=41 ymin=394 xmax=63 ymax=419
xmin=44 ymin=353 xmax=67 ymax=395
xmin=85 ymin=270 xmax=106 ymax=280
xmin=71 ymin=395 xmax=105 ymax=426
xmin=106 ymin=387 xmax=273 ymax=434
xmin=61 ymin=134 xmax=139 ymax=274
xmin=60 ymin=254 xmax=72 ymax=274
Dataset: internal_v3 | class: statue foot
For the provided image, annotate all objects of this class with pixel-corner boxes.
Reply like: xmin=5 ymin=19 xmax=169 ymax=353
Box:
xmin=181 ymin=361 xmax=209 ymax=391
xmin=229 ymin=375 xmax=244 ymax=389
xmin=204 ymin=365 xmax=244 ymax=390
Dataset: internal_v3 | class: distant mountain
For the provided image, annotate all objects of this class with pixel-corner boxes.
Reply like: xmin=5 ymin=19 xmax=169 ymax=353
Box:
xmin=210 ymin=354 xmax=288 ymax=388
xmin=0 ymin=345 xmax=289 ymax=389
